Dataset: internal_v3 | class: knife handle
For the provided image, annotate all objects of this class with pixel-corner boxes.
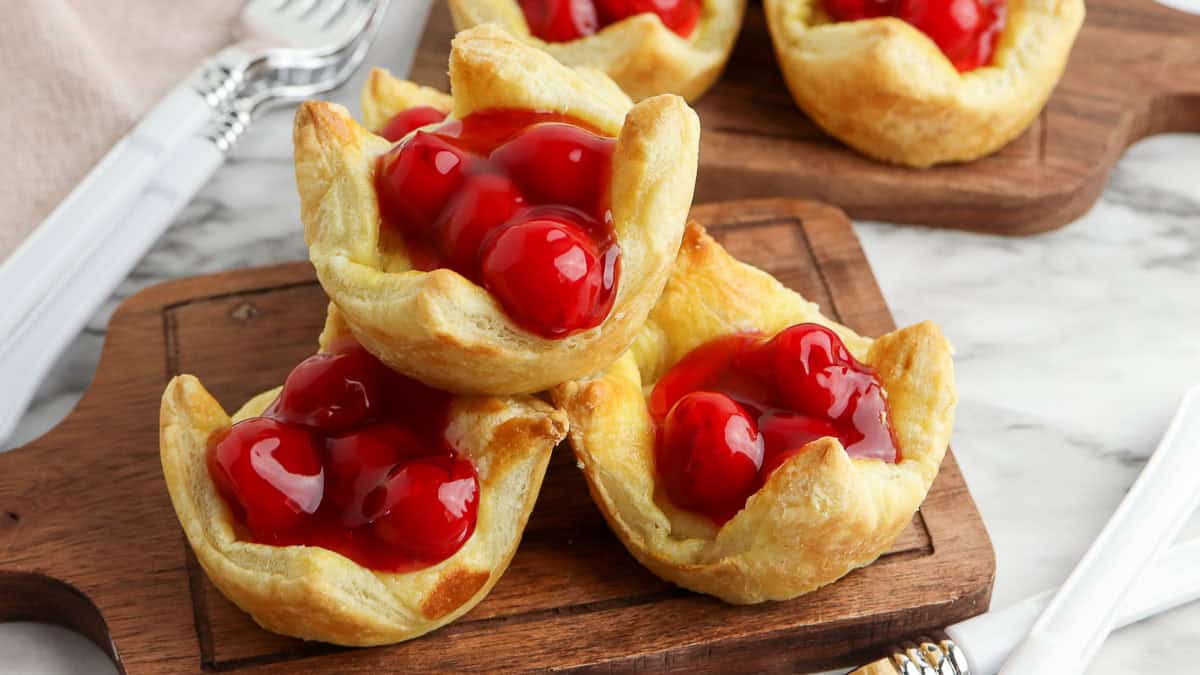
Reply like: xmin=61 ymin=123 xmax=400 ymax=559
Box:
xmin=0 ymin=134 xmax=225 ymax=444
xmin=0 ymin=46 xmax=252 ymax=443
xmin=0 ymin=79 xmax=213 ymax=333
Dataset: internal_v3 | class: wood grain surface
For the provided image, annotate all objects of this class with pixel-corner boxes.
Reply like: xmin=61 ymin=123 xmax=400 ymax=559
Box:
xmin=0 ymin=200 xmax=994 ymax=673
xmin=411 ymin=0 xmax=1200 ymax=235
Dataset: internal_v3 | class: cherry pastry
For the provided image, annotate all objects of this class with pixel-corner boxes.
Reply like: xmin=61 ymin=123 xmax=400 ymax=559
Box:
xmin=553 ymin=223 xmax=956 ymax=604
xmin=762 ymin=0 xmax=1084 ymax=167
xmin=296 ymin=26 xmax=699 ymax=396
xmin=160 ymin=321 xmax=566 ymax=645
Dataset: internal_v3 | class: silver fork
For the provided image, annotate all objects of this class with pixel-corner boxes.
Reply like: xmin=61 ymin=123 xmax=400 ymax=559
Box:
xmin=209 ymin=0 xmax=390 ymax=152
xmin=0 ymin=0 xmax=391 ymax=444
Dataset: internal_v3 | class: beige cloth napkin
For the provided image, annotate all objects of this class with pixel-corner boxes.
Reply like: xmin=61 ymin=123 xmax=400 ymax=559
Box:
xmin=0 ymin=0 xmax=245 ymax=263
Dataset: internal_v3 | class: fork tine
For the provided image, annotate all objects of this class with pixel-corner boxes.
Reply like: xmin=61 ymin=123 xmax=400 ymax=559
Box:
xmin=313 ymin=0 xmax=351 ymax=29
xmin=254 ymin=0 xmax=383 ymax=71
xmin=242 ymin=0 xmax=378 ymax=56
xmin=320 ymin=0 xmax=374 ymax=42
xmin=230 ymin=0 xmax=387 ymax=119
xmin=266 ymin=1 xmax=385 ymax=102
xmin=288 ymin=0 xmax=322 ymax=19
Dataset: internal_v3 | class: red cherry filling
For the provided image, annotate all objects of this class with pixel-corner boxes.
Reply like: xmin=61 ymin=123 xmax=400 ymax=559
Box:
xmin=208 ymin=340 xmax=480 ymax=572
xmin=325 ymin=423 xmax=441 ymax=526
xmin=758 ymin=411 xmax=840 ymax=477
xmin=596 ymin=0 xmax=701 ymax=36
xmin=269 ymin=346 xmax=388 ymax=434
xmin=520 ymin=0 xmax=700 ymax=42
xmin=822 ymin=0 xmax=1006 ymax=71
xmin=373 ymin=457 xmax=479 ymax=563
xmin=374 ymin=110 xmax=619 ymax=338
xmin=649 ymin=323 xmax=900 ymax=525
xmin=519 ymin=0 xmax=599 ymax=42
xmin=378 ymin=106 xmax=449 ymax=143
xmin=821 ymin=0 xmax=895 ymax=19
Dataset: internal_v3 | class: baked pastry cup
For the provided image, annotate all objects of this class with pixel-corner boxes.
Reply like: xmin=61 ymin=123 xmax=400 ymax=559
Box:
xmin=159 ymin=314 xmax=568 ymax=646
xmin=553 ymin=223 xmax=956 ymax=603
xmin=447 ymin=0 xmax=746 ymax=102
xmin=763 ymin=0 xmax=1085 ymax=167
xmin=294 ymin=25 xmax=700 ymax=396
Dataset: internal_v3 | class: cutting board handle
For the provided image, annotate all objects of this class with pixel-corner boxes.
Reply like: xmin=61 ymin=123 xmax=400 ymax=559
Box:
xmin=0 ymin=570 xmax=116 ymax=663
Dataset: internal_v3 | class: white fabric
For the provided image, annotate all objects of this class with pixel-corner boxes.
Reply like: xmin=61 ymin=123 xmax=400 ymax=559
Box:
xmin=0 ymin=0 xmax=243 ymax=262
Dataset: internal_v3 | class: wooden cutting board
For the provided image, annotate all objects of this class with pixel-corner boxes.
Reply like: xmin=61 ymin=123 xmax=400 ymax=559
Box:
xmin=411 ymin=0 xmax=1200 ymax=235
xmin=0 ymin=200 xmax=993 ymax=673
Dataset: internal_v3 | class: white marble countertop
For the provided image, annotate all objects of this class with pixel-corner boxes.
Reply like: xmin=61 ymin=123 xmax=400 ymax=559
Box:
xmin=3 ymin=2 xmax=1199 ymax=672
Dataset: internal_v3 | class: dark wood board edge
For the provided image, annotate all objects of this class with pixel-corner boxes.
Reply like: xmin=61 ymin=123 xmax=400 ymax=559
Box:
xmin=411 ymin=0 xmax=1200 ymax=236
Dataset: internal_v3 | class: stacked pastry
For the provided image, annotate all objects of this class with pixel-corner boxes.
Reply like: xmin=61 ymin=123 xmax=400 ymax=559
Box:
xmin=159 ymin=25 xmax=956 ymax=646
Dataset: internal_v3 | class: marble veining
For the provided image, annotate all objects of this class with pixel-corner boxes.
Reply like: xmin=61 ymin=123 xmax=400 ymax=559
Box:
xmin=3 ymin=2 xmax=1200 ymax=670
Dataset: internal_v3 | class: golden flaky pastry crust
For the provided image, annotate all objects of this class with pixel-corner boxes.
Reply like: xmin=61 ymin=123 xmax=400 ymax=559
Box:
xmin=552 ymin=223 xmax=956 ymax=603
xmin=763 ymin=0 xmax=1084 ymax=167
xmin=294 ymin=25 xmax=699 ymax=396
xmin=159 ymin=316 xmax=568 ymax=646
xmin=447 ymin=1 xmax=746 ymax=102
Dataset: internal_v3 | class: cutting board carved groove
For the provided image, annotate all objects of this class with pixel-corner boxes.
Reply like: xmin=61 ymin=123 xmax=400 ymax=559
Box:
xmin=0 ymin=200 xmax=992 ymax=673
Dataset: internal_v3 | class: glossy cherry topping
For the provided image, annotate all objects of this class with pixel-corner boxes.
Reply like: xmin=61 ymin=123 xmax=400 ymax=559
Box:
xmin=374 ymin=109 xmax=619 ymax=338
xmin=822 ymin=0 xmax=1007 ymax=71
xmin=208 ymin=337 xmax=479 ymax=572
xmin=519 ymin=0 xmax=700 ymax=43
xmin=649 ymin=324 xmax=899 ymax=524
xmin=378 ymin=106 xmax=449 ymax=143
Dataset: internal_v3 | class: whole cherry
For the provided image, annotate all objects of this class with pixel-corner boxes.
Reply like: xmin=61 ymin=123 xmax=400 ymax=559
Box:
xmin=376 ymin=131 xmax=470 ymax=237
xmin=269 ymin=346 xmax=388 ymax=434
xmin=438 ymin=173 xmax=526 ymax=275
xmin=493 ymin=122 xmax=615 ymax=217
xmin=208 ymin=418 xmax=325 ymax=540
xmin=480 ymin=214 xmax=611 ymax=337
xmin=765 ymin=323 xmax=855 ymax=418
xmin=656 ymin=391 xmax=764 ymax=524
xmin=372 ymin=457 xmax=480 ymax=563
